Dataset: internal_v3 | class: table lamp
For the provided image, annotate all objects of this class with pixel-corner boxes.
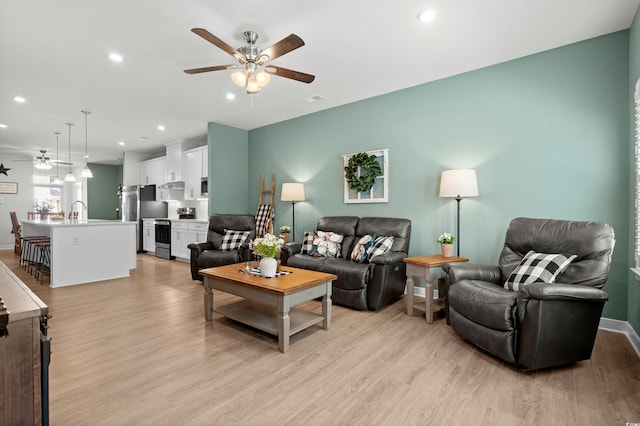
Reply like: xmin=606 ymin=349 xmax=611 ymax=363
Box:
xmin=281 ymin=183 xmax=305 ymax=241
xmin=439 ymin=169 xmax=479 ymax=256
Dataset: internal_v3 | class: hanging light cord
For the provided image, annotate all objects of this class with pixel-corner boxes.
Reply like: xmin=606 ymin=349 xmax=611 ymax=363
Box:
xmin=82 ymin=110 xmax=90 ymax=161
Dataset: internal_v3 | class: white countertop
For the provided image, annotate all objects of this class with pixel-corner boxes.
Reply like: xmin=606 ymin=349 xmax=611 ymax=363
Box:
xmin=21 ymin=219 xmax=136 ymax=227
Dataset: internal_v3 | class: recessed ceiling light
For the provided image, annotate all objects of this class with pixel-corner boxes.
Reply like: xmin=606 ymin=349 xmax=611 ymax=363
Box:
xmin=118 ymin=141 xmax=125 ymax=146
xmin=157 ymin=125 xmax=165 ymax=131
xmin=109 ymin=52 xmax=123 ymax=62
xmin=0 ymin=124 xmax=7 ymax=128
xmin=417 ymin=9 xmax=437 ymax=23
xmin=225 ymin=93 xmax=236 ymax=100
xmin=13 ymin=96 xmax=26 ymax=103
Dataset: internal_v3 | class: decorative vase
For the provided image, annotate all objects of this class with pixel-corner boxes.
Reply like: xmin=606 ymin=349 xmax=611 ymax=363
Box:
xmin=260 ymin=257 xmax=278 ymax=277
xmin=281 ymin=234 xmax=289 ymax=243
xmin=441 ymin=243 xmax=453 ymax=258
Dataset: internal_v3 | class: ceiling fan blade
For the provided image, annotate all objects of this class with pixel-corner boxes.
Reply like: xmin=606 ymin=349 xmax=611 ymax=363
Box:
xmin=261 ymin=34 xmax=305 ymax=62
xmin=191 ymin=28 xmax=238 ymax=57
xmin=184 ymin=65 xmax=234 ymax=74
xmin=265 ymin=66 xmax=315 ymax=84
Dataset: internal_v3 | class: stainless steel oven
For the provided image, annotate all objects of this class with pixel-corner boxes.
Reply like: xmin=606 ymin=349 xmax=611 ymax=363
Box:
xmin=155 ymin=219 xmax=173 ymax=259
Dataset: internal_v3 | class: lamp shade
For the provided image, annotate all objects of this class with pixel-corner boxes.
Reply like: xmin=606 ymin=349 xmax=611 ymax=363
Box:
xmin=439 ymin=169 xmax=479 ymax=198
xmin=281 ymin=183 xmax=305 ymax=202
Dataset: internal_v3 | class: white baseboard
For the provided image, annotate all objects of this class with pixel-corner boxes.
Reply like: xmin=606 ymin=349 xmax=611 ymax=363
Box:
xmin=598 ymin=317 xmax=640 ymax=358
xmin=409 ymin=286 xmax=640 ymax=359
xmin=0 ymin=244 xmax=13 ymax=251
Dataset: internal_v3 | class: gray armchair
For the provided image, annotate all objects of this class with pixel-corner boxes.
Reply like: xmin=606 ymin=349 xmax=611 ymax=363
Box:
xmin=188 ymin=214 xmax=256 ymax=281
xmin=442 ymin=217 xmax=615 ymax=370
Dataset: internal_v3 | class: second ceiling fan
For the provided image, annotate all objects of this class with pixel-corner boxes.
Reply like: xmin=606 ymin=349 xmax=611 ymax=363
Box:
xmin=184 ymin=28 xmax=315 ymax=94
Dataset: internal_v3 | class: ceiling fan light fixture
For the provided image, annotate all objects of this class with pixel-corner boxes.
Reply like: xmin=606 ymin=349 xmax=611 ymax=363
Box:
xmin=231 ymin=69 xmax=248 ymax=87
xmin=35 ymin=160 xmax=52 ymax=170
xmin=246 ymin=72 xmax=261 ymax=93
xmin=256 ymin=70 xmax=270 ymax=87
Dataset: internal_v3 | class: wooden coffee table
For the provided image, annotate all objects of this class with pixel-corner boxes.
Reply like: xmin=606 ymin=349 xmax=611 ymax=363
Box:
xmin=200 ymin=263 xmax=337 ymax=353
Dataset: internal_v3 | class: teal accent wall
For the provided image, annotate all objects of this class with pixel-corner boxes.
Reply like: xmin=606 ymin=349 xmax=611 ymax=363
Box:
xmin=248 ymin=31 xmax=630 ymax=321
xmin=87 ymin=163 xmax=122 ymax=219
xmin=207 ymin=121 xmax=249 ymax=214
xmin=628 ymin=9 xmax=640 ymax=335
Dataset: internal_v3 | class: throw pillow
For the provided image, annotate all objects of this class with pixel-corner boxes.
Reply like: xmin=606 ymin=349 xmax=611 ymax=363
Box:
xmin=504 ymin=250 xmax=577 ymax=291
xmin=220 ymin=229 xmax=250 ymax=251
xmin=367 ymin=236 xmax=394 ymax=259
xmin=301 ymin=231 xmax=315 ymax=255
xmin=303 ymin=231 xmax=344 ymax=258
xmin=350 ymin=234 xmax=376 ymax=263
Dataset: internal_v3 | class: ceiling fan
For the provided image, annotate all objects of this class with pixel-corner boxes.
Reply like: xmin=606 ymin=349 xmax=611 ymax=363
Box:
xmin=14 ymin=150 xmax=72 ymax=169
xmin=184 ymin=28 xmax=315 ymax=94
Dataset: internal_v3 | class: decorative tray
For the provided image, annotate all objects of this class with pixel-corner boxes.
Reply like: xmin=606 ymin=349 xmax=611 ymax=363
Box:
xmin=239 ymin=268 xmax=292 ymax=278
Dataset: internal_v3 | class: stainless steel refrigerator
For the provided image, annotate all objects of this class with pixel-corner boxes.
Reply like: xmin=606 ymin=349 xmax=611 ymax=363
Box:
xmin=119 ymin=185 xmax=168 ymax=252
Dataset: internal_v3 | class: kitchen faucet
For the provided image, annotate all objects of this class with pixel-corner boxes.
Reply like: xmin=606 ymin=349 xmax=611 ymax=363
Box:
xmin=71 ymin=200 xmax=87 ymax=220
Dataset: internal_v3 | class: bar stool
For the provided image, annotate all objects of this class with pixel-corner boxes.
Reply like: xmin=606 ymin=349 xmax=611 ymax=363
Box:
xmin=21 ymin=236 xmax=50 ymax=273
xmin=34 ymin=240 xmax=51 ymax=284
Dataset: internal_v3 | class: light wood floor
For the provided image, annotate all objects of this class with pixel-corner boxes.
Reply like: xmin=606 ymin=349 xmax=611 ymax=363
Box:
xmin=1 ymin=250 xmax=639 ymax=425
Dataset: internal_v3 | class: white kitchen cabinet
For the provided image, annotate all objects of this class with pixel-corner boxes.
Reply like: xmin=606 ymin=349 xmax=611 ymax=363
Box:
xmin=140 ymin=157 xmax=166 ymax=186
xmin=165 ymin=140 xmax=184 ymax=182
xmin=184 ymin=146 xmax=207 ymax=199
xmin=171 ymin=221 xmax=207 ymax=260
xmin=142 ymin=219 xmax=156 ymax=253
xmin=171 ymin=221 xmax=190 ymax=259
xmin=188 ymin=222 xmax=208 ymax=245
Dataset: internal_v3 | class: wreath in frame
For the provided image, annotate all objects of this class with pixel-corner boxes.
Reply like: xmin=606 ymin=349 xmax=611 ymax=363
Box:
xmin=344 ymin=152 xmax=383 ymax=193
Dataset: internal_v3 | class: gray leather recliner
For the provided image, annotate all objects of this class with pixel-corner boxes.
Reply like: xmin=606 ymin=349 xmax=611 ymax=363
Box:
xmin=442 ymin=217 xmax=615 ymax=370
xmin=188 ymin=214 xmax=256 ymax=281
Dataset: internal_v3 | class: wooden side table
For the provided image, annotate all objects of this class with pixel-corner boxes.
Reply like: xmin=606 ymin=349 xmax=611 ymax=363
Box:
xmin=404 ymin=255 xmax=468 ymax=324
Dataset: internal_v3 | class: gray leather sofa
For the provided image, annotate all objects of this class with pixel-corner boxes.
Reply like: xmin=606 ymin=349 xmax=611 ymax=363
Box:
xmin=281 ymin=216 xmax=411 ymax=310
xmin=442 ymin=217 xmax=615 ymax=370
xmin=188 ymin=214 xmax=256 ymax=281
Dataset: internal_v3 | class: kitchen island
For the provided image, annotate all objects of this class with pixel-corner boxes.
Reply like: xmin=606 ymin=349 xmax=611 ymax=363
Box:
xmin=21 ymin=219 xmax=137 ymax=287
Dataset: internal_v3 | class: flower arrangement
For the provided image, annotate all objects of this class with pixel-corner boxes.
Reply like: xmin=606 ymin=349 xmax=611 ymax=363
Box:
xmin=34 ymin=199 xmax=54 ymax=213
xmin=437 ymin=232 xmax=455 ymax=244
xmin=251 ymin=233 xmax=284 ymax=258
xmin=279 ymin=225 xmax=291 ymax=234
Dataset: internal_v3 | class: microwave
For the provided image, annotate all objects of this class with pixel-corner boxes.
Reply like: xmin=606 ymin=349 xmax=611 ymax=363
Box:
xmin=201 ymin=177 xmax=208 ymax=197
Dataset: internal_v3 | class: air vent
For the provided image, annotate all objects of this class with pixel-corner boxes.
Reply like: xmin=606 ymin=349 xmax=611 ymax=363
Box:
xmin=305 ymin=95 xmax=325 ymax=103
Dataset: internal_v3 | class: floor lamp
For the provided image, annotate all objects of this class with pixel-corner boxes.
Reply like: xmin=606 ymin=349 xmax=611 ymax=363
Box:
xmin=281 ymin=183 xmax=305 ymax=241
xmin=439 ymin=169 xmax=479 ymax=256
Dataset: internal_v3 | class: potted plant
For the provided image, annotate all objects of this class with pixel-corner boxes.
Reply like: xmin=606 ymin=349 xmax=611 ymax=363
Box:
xmin=251 ymin=233 xmax=285 ymax=277
xmin=279 ymin=225 xmax=291 ymax=243
xmin=437 ymin=232 xmax=455 ymax=258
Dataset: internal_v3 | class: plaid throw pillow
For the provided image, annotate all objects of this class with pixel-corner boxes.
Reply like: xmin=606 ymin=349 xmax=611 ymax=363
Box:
xmin=367 ymin=236 xmax=394 ymax=259
xmin=220 ymin=229 xmax=250 ymax=251
xmin=301 ymin=231 xmax=315 ymax=255
xmin=504 ymin=250 xmax=577 ymax=291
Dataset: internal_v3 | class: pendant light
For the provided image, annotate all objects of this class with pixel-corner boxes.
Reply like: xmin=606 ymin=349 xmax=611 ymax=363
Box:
xmin=80 ymin=110 xmax=93 ymax=178
xmin=64 ymin=122 xmax=76 ymax=182
xmin=52 ymin=131 xmax=63 ymax=185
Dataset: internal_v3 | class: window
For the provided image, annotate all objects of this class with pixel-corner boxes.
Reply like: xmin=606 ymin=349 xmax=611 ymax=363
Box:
xmin=33 ymin=175 xmax=63 ymax=213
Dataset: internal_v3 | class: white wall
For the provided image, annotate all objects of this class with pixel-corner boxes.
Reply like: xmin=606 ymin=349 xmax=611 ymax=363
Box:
xmin=0 ymin=156 xmax=37 ymax=249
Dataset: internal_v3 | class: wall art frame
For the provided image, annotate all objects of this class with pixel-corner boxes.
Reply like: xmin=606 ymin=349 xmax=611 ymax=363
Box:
xmin=342 ymin=149 xmax=389 ymax=203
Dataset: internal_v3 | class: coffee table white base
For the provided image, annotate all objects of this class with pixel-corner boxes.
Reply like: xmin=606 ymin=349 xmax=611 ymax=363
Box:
xmin=204 ymin=276 xmax=332 ymax=353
